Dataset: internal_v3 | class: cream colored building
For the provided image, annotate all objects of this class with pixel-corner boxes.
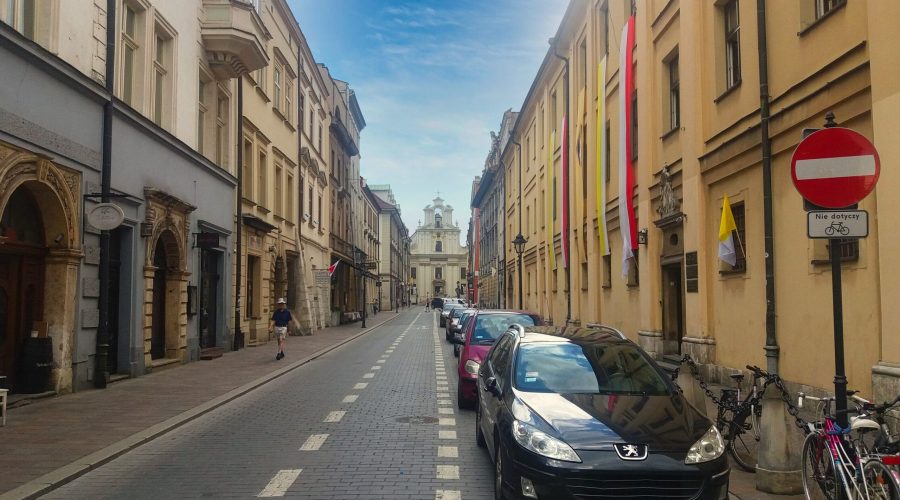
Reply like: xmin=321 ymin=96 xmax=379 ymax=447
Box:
xmin=504 ymin=0 xmax=900 ymax=408
xmin=410 ymin=197 xmax=468 ymax=304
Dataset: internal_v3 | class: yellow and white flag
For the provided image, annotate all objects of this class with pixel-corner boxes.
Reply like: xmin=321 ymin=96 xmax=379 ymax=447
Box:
xmin=718 ymin=195 xmax=738 ymax=266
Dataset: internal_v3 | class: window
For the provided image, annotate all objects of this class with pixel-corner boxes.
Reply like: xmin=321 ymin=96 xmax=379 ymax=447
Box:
xmin=435 ymin=214 xmax=442 ymax=228
xmin=151 ymin=32 xmax=171 ymax=126
xmin=247 ymin=255 xmax=260 ymax=318
xmin=318 ymin=123 xmax=323 ymax=151
xmin=120 ymin=3 xmax=143 ymax=107
xmin=551 ymin=91 xmax=558 ymax=137
xmin=216 ymin=88 xmax=229 ymax=167
xmin=489 ymin=335 xmax=514 ymax=387
xmin=317 ymin=196 xmax=322 ymax=228
xmin=815 ymin=0 xmax=844 ymax=19
xmin=242 ymin=138 xmax=253 ymax=197
xmin=274 ymin=162 xmax=283 ymax=217
xmin=668 ymin=56 xmax=680 ymax=131
xmin=525 ymin=205 xmax=530 ymax=236
xmin=605 ymin=121 xmax=611 ymax=182
xmin=411 ymin=267 xmax=417 ymax=279
xmin=461 ymin=267 xmax=466 ymax=279
xmin=286 ymin=173 xmax=294 ymax=222
xmin=198 ymin=79 xmax=207 ymax=155
xmin=309 ymin=106 xmax=314 ymax=138
xmin=435 ymin=267 xmax=443 ymax=280
xmin=257 ymin=150 xmax=267 ymax=205
xmin=255 ymin=66 xmax=266 ymax=92
xmin=602 ymin=254 xmax=612 ymax=288
xmin=827 ymin=239 xmax=859 ymax=262
xmin=435 ymin=240 xmax=442 ymax=253
xmin=724 ymin=0 xmax=741 ymax=90
xmin=578 ymin=39 xmax=587 ymax=90
xmin=3 ymin=0 xmax=36 ymax=39
xmin=719 ymin=202 xmax=747 ymax=272
xmin=273 ymin=64 xmax=282 ymax=113
xmin=285 ymin=80 xmax=293 ymax=122
xmin=298 ymin=90 xmax=305 ymax=133
xmin=308 ymin=185 xmax=314 ymax=217
xmin=626 ymin=254 xmax=639 ymax=287
xmin=299 ymin=177 xmax=305 ymax=218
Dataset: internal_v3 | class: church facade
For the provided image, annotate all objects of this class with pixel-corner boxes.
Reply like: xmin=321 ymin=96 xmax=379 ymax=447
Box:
xmin=409 ymin=197 xmax=468 ymax=304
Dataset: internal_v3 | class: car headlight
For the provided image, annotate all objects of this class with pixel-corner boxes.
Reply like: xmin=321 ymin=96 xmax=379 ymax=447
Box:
xmin=685 ymin=426 xmax=725 ymax=464
xmin=464 ymin=360 xmax=480 ymax=374
xmin=511 ymin=420 xmax=581 ymax=462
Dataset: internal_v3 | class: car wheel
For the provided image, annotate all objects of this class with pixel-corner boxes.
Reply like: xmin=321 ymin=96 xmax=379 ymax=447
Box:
xmin=494 ymin=440 xmax=507 ymax=500
xmin=453 ymin=344 xmax=460 ymax=357
xmin=457 ymin=380 xmax=474 ymax=410
xmin=475 ymin=402 xmax=486 ymax=448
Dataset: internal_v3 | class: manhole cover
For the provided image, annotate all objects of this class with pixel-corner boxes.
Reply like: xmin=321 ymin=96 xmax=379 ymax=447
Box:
xmin=396 ymin=416 xmax=439 ymax=424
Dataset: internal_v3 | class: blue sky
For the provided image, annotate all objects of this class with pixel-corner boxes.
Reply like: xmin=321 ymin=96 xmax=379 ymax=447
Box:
xmin=288 ymin=0 xmax=568 ymax=243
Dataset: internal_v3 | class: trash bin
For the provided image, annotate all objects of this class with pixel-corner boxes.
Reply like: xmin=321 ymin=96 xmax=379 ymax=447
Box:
xmin=19 ymin=337 xmax=52 ymax=393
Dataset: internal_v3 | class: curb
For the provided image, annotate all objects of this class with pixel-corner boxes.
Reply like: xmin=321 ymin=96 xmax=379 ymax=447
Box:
xmin=1 ymin=314 xmax=403 ymax=500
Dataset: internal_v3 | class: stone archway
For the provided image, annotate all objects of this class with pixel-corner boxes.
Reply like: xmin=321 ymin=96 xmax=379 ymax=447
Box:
xmin=0 ymin=147 xmax=81 ymax=393
xmin=142 ymin=188 xmax=194 ymax=368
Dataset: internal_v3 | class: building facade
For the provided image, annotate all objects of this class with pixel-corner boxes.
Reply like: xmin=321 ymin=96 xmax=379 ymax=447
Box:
xmin=0 ymin=0 xmax=264 ymax=392
xmin=360 ymin=180 xmax=380 ymax=314
xmin=370 ymin=185 xmax=409 ymax=311
xmin=470 ymin=110 xmax=516 ymax=309
xmin=410 ymin=197 xmax=467 ymax=305
xmin=503 ymin=0 xmax=900 ymax=408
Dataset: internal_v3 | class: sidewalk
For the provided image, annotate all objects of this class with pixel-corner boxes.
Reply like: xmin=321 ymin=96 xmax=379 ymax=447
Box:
xmin=0 ymin=313 xmax=400 ymax=499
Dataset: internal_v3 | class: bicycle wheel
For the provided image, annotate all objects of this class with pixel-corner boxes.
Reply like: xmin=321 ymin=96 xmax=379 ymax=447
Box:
xmin=730 ymin=413 xmax=760 ymax=473
xmin=802 ymin=432 xmax=838 ymax=500
xmin=863 ymin=460 xmax=900 ymax=500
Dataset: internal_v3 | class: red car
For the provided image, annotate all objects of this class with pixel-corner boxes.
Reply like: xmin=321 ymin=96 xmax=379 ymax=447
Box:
xmin=452 ymin=310 xmax=542 ymax=409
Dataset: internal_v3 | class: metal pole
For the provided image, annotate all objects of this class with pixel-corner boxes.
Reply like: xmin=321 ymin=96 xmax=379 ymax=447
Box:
xmin=95 ymin=0 xmax=117 ymax=389
xmin=757 ymin=0 xmax=779 ymax=374
xmin=361 ymin=270 xmax=367 ymax=328
xmin=234 ymin=76 xmax=244 ymax=351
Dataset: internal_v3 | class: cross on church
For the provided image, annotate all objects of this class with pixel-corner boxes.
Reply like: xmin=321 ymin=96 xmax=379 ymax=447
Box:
xmin=435 ymin=190 xmax=440 ymax=198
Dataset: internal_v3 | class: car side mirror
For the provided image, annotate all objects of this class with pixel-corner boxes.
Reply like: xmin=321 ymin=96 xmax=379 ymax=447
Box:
xmin=486 ymin=376 xmax=502 ymax=398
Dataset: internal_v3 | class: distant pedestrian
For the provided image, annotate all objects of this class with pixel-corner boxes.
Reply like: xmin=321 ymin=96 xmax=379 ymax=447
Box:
xmin=269 ymin=298 xmax=291 ymax=360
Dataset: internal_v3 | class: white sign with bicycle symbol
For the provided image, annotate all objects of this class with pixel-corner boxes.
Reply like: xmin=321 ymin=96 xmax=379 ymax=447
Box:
xmin=807 ymin=210 xmax=868 ymax=239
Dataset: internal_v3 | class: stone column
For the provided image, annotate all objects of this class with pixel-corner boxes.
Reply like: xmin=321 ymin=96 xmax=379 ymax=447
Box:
xmin=44 ymin=249 xmax=82 ymax=393
xmin=142 ymin=265 xmax=156 ymax=370
xmin=756 ymin=384 xmax=802 ymax=494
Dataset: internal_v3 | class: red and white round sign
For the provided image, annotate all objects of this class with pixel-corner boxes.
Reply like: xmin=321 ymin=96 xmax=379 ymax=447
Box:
xmin=790 ymin=127 xmax=880 ymax=208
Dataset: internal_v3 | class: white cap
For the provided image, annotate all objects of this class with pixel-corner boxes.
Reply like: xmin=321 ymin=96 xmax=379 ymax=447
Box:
xmin=277 ymin=298 xmax=286 ymax=304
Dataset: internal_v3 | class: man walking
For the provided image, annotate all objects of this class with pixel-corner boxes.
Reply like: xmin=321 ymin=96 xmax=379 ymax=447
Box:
xmin=269 ymin=298 xmax=291 ymax=360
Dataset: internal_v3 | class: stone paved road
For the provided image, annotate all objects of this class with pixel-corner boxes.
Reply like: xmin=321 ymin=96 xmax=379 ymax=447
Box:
xmin=45 ymin=309 xmax=494 ymax=499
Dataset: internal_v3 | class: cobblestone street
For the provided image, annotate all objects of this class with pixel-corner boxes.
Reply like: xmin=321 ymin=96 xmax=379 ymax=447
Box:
xmin=42 ymin=310 xmax=493 ymax=499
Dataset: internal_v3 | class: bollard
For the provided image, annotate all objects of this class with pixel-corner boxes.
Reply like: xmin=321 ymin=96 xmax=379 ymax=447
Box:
xmin=756 ymin=384 xmax=803 ymax=494
xmin=676 ymin=369 xmax=709 ymax=419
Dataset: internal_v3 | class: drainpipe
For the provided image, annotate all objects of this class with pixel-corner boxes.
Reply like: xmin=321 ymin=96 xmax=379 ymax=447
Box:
xmin=757 ymin=0 xmax=778 ymax=375
xmin=94 ymin=0 xmax=116 ymax=388
xmin=550 ymin=41 xmax=571 ymax=324
xmin=234 ymin=76 xmax=244 ymax=351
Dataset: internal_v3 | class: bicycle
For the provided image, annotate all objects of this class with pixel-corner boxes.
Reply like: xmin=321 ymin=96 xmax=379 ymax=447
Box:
xmin=798 ymin=392 xmax=900 ymax=499
xmin=852 ymin=394 xmax=900 ymax=494
xmin=714 ymin=364 xmax=766 ymax=472
xmin=825 ymin=221 xmax=851 ymax=237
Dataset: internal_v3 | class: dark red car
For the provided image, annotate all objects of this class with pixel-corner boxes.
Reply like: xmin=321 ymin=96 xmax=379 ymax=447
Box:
xmin=452 ymin=310 xmax=542 ymax=409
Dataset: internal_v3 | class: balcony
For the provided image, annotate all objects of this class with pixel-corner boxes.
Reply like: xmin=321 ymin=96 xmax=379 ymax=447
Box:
xmin=201 ymin=0 xmax=269 ymax=80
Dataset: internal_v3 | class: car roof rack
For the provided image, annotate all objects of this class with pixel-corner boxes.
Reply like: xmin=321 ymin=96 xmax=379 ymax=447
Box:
xmin=584 ymin=323 xmax=627 ymax=340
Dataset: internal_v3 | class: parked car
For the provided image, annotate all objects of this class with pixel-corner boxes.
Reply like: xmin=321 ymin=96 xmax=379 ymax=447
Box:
xmin=476 ymin=324 xmax=729 ymax=500
xmin=452 ymin=311 xmax=476 ymax=357
xmin=439 ymin=303 xmax=462 ymax=327
xmin=452 ymin=310 xmax=542 ymax=409
xmin=446 ymin=307 xmax=475 ymax=341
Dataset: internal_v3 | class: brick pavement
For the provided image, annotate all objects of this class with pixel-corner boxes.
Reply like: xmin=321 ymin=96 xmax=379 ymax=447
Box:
xmin=0 ymin=312 xmax=400 ymax=497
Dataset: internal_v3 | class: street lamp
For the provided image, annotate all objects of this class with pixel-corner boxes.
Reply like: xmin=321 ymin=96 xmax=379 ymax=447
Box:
xmin=513 ymin=233 xmax=527 ymax=309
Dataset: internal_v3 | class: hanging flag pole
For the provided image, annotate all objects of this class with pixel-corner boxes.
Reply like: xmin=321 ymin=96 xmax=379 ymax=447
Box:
xmin=718 ymin=195 xmax=739 ymax=267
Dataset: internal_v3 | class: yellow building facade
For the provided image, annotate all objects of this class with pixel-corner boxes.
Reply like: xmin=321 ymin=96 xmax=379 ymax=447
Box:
xmin=504 ymin=0 xmax=900 ymax=400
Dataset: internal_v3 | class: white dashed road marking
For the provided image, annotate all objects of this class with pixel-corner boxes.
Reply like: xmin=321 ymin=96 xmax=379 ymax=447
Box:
xmin=437 ymin=446 xmax=459 ymax=458
xmin=363 ymin=373 xmax=375 ymax=379
xmin=323 ymin=411 xmax=345 ymax=423
xmin=342 ymin=395 xmax=358 ymax=403
xmin=439 ymin=430 xmax=457 ymax=439
xmin=438 ymin=408 xmax=454 ymax=415
xmin=299 ymin=434 xmax=328 ymax=451
xmin=436 ymin=465 xmax=459 ymax=480
xmin=354 ymin=382 xmax=368 ymax=389
xmin=435 ymin=490 xmax=461 ymax=500
xmin=371 ymin=366 xmax=381 ymax=370
xmin=377 ymin=359 xmax=386 ymax=364
xmin=439 ymin=418 xmax=456 ymax=426
xmin=257 ymin=469 xmax=302 ymax=497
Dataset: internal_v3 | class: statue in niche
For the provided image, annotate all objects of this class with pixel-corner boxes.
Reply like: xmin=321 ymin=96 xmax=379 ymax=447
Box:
xmin=657 ymin=166 xmax=681 ymax=219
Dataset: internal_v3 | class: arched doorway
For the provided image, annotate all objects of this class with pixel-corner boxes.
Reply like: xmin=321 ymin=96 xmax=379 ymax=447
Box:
xmin=0 ymin=186 xmax=47 ymax=392
xmin=148 ymin=229 xmax=182 ymax=362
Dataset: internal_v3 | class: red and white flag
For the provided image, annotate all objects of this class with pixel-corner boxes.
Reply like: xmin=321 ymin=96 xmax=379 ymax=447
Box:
xmin=617 ymin=14 xmax=638 ymax=278
xmin=328 ymin=261 xmax=339 ymax=277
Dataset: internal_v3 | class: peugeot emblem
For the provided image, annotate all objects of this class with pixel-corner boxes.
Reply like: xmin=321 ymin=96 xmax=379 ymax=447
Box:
xmin=614 ymin=443 xmax=648 ymax=461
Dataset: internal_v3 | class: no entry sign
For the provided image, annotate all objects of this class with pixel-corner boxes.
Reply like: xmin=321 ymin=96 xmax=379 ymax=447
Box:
xmin=790 ymin=127 xmax=880 ymax=208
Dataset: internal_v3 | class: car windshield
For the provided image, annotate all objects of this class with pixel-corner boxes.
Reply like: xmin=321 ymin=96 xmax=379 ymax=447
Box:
xmin=471 ymin=313 xmax=536 ymax=344
xmin=514 ymin=342 xmax=670 ymax=395
xmin=448 ymin=307 xmax=465 ymax=319
xmin=442 ymin=304 xmax=454 ymax=312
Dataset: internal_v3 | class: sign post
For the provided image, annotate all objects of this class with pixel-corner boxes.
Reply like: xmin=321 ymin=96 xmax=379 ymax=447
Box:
xmin=790 ymin=113 xmax=880 ymax=428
